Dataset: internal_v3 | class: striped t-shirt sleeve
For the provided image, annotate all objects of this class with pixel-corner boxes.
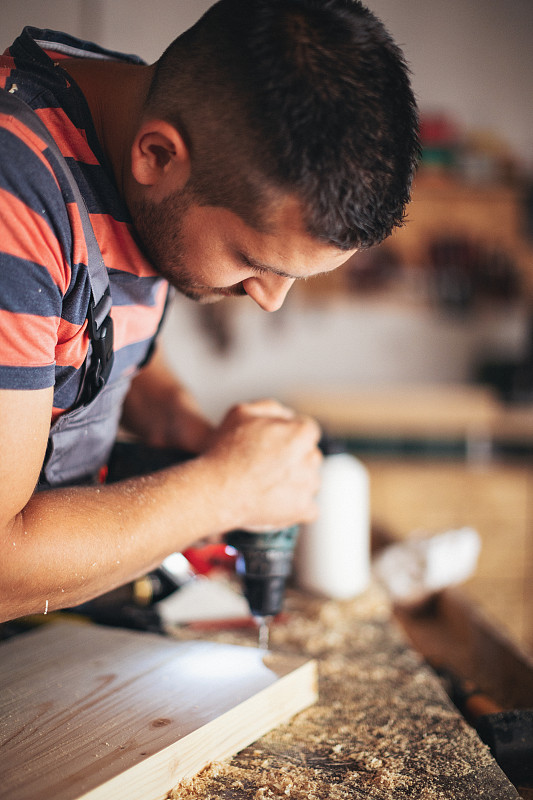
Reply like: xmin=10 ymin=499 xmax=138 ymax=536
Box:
xmin=0 ymin=109 xmax=77 ymax=390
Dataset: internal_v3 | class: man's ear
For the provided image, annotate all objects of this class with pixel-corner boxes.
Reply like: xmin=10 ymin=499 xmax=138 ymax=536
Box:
xmin=130 ymin=119 xmax=190 ymax=195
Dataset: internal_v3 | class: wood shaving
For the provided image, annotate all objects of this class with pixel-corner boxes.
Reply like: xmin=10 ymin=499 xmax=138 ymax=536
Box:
xmin=167 ymin=583 xmax=519 ymax=799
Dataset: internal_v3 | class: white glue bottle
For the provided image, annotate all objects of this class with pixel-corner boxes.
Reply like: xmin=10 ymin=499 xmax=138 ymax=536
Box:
xmin=294 ymin=445 xmax=370 ymax=600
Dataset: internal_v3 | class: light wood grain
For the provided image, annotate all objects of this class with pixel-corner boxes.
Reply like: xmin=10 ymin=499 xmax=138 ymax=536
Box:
xmin=0 ymin=622 xmax=317 ymax=800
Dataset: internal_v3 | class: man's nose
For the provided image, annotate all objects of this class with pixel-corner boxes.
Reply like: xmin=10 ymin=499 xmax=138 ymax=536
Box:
xmin=242 ymin=274 xmax=295 ymax=312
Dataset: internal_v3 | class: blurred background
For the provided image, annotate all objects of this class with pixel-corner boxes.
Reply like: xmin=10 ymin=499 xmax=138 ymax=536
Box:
xmin=4 ymin=1 xmax=533 ymax=413
xmin=4 ymin=1 xmax=533 ymax=653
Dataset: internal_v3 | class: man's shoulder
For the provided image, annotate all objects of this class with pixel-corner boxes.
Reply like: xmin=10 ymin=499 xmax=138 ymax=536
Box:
xmin=3 ymin=26 xmax=145 ymax=72
xmin=0 ymin=26 xmax=142 ymax=168
xmin=0 ymin=102 xmax=73 ymax=244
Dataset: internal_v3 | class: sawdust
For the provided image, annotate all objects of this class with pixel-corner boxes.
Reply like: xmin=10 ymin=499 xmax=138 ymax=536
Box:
xmin=167 ymin=583 xmax=519 ymax=800
xmin=170 ymin=761 xmax=343 ymax=800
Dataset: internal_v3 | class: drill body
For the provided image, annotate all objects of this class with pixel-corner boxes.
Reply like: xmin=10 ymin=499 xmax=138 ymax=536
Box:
xmin=225 ymin=526 xmax=299 ymax=621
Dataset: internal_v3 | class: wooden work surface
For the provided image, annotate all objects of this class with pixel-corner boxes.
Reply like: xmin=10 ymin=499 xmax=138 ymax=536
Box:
xmin=166 ymin=585 xmax=521 ymax=800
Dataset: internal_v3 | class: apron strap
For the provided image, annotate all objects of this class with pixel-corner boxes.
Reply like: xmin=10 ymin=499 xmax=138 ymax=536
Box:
xmin=0 ymin=88 xmax=114 ymax=403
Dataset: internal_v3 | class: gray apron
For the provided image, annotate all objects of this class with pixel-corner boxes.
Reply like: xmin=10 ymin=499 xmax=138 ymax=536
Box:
xmin=1 ymin=89 xmax=122 ymax=489
xmin=41 ymin=375 xmax=132 ymax=487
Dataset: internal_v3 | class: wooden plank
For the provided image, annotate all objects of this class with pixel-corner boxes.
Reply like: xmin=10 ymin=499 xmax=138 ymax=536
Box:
xmin=367 ymin=459 xmax=533 ymax=652
xmin=373 ymin=525 xmax=533 ymax=710
xmin=0 ymin=622 xmax=317 ymax=800
xmin=395 ymin=587 xmax=533 ymax=712
xmin=290 ymin=384 xmax=499 ymax=439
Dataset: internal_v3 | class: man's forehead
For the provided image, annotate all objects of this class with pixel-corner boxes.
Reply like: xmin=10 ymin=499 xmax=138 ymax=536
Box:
xmin=244 ymin=195 xmax=357 ymax=277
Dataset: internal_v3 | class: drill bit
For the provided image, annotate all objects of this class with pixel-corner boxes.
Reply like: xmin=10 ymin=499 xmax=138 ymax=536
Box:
xmin=256 ymin=615 xmax=273 ymax=649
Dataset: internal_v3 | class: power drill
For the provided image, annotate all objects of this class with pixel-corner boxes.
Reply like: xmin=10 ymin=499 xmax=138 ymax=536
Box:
xmin=225 ymin=526 xmax=299 ymax=648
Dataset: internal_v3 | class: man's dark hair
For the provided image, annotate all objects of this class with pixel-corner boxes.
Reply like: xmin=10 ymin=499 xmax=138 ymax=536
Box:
xmin=145 ymin=0 xmax=419 ymax=250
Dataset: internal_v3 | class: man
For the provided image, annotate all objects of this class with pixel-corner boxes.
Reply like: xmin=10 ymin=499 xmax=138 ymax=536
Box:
xmin=0 ymin=0 xmax=418 ymax=622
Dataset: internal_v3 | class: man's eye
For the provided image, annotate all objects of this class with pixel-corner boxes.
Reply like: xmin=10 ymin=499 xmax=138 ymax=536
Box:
xmin=238 ymin=253 xmax=268 ymax=275
xmin=250 ymin=264 xmax=269 ymax=275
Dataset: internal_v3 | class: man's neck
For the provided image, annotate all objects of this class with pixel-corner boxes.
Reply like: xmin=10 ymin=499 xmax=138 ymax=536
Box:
xmin=61 ymin=59 xmax=155 ymax=197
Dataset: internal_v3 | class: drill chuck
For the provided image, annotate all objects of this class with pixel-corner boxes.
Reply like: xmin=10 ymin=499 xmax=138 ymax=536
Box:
xmin=225 ymin=526 xmax=299 ymax=618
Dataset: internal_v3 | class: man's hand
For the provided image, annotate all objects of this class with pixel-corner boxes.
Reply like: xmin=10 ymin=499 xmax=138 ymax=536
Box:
xmin=0 ymin=386 xmax=320 ymax=622
xmin=201 ymin=399 xmax=323 ymax=532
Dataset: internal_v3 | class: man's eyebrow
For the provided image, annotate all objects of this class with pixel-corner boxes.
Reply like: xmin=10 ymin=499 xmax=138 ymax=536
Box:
xmin=238 ymin=251 xmax=300 ymax=280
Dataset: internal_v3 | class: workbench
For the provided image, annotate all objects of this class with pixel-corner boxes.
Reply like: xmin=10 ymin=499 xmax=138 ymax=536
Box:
xmin=289 ymin=384 xmax=533 ymax=460
xmin=167 ymin=584 xmax=521 ymax=800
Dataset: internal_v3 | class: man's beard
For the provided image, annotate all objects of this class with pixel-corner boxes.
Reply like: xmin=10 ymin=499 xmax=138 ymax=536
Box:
xmin=129 ymin=190 xmax=246 ymax=303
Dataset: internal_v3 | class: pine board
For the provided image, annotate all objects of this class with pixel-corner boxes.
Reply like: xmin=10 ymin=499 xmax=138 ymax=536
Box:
xmin=0 ymin=622 xmax=317 ymax=800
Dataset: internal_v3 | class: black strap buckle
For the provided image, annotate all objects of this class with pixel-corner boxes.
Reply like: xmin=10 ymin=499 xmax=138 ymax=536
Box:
xmin=82 ymin=289 xmax=115 ymax=405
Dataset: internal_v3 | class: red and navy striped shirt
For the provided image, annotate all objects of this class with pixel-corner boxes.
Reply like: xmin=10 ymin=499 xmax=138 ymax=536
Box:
xmin=0 ymin=27 xmax=168 ymax=422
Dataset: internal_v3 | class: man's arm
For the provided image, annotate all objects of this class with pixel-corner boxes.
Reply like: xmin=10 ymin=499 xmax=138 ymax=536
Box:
xmin=120 ymin=343 xmax=214 ymax=452
xmin=0 ymin=388 xmax=321 ymax=622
